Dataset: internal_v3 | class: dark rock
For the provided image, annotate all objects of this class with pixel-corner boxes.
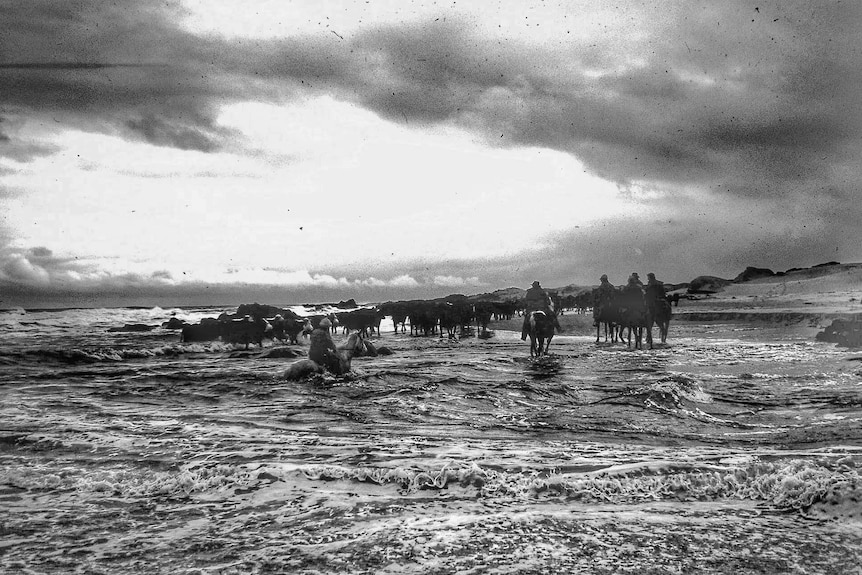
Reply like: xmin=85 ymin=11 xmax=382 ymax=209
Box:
xmin=236 ymin=303 xmax=286 ymax=319
xmin=687 ymin=276 xmax=732 ymax=294
xmin=733 ymin=266 xmax=775 ymax=283
xmin=816 ymin=318 xmax=862 ymax=348
xmin=162 ymin=317 xmax=187 ymax=330
xmin=107 ymin=323 xmax=156 ymax=332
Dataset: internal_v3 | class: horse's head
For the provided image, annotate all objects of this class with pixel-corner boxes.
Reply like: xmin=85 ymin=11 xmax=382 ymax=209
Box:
xmin=340 ymin=331 xmax=365 ymax=356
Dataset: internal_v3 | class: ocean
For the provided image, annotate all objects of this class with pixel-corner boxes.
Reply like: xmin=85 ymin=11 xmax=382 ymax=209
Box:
xmin=1 ymin=306 xmax=860 ymax=574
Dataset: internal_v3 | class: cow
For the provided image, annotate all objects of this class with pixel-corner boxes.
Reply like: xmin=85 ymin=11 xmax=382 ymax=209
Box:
xmin=473 ymin=301 xmax=494 ymax=336
xmin=220 ymin=315 xmax=272 ymax=349
xmin=337 ymin=308 xmax=385 ymax=337
xmin=439 ymin=300 xmax=473 ymax=338
xmin=379 ymin=302 xmax=408 ymax=333
xmin=264 ymin=314 xmax=310 ymax=345
xmin=180 ymin=317 xmax=222 ymax=343
xmin=491 ymin=301 xmax=517 ymax=321
xmin=306 ymin=313 xmax=340 ymax=334
xmin=406 ymin=300 xmax=440 ymax=336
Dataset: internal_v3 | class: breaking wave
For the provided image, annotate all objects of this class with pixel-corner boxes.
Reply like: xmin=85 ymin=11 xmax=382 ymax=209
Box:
xmin=0 ymin=341 xmax=241 ymax=364
xmin=297 ymin=457 xmax=861 ymax=518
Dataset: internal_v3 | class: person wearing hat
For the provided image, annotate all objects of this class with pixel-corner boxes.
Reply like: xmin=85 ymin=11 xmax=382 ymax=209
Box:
xmin=521 ymin=280 xmax=559 ymax=340
xmin=308 ymin=317 xmax=339 ymax=372
xmin=598 ymin=274 xmax=615 ymax=297
xmin=645 ymin=272 xmax=666 ymax=304
xmin=627 ymin=272 xmax=644 ymax=288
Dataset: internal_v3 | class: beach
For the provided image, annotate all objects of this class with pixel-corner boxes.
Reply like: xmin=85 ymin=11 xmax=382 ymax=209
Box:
xmin=1 ymin=268 xmax=861 ymax=574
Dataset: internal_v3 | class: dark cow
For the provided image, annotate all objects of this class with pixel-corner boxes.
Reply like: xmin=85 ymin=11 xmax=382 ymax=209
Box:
xmin=574 ymin=291 xmax=593 ymax=314
xmin=491 ymin=301 xmax=517 ymax=321
xmin=264 ymin=314 xmax=310 ymax=345
xmin=305 ymin=313 xmax=340 ymax=334
xmin=180 ymin=317 xmax=222 ymax=343
xmin=221 ymin=315 xmax=272 ymax=349
xmin=473 ymin=301 xmax=494 ymax=336
xmin=379 ymin=301 xmax=408 ymax=334
xmin=337 ymin=308 xmax=385 ymax=337
xmin=285 ymin=317 xmax=311 ymax=344
xmin=439 ymin=300 xmax=473 ymax=338
xmin=406 ymin=300 xmax=441 ymax=336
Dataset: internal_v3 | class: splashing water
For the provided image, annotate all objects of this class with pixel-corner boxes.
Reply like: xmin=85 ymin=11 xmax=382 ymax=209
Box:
xmin=0 ymin=308 xmax=860 ymax=573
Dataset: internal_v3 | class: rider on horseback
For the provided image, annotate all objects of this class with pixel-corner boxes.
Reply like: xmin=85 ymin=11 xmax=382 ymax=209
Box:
xmin=521 ymin=280 xmax=561 ymax=340
xmin=645 ymin=272 xmax=666 ymax=307
xmin=308 ymin=318 xmax=341 ymax=373
xmin=594 ymin=274 xmax=616 ymax=327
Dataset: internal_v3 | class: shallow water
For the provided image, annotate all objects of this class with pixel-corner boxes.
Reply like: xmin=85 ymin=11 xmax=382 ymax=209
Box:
xmin=1 ymin=307 xmax=860 ymax=574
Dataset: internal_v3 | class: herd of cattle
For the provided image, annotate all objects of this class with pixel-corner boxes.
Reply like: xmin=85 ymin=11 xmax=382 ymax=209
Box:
xmin=169 ymin=287 xmax=677 ymax=350
xmin=170 ymin=299 xmax=521 ymax=348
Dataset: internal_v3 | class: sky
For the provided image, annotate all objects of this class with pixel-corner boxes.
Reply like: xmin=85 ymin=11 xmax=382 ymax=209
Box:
xmin=1 ymin=0 xmax=860 ymax=308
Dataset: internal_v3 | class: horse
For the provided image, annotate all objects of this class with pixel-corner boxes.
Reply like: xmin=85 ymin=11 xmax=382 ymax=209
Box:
xmin=647 ymin=295 xmax=673 ymax=345
xmin=527 ymin=310 xmax=555 ymax=357
xmin=592 ymin=288 xmax=622 ymax=343
xmin=617 ymin=286 xmax=652 ymax=350
xmin=282 ymin=331 xmax=366 ymax=380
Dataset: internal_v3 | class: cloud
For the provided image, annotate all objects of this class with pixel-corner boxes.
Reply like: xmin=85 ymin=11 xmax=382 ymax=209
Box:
xmin=0 ymin=2 xmax=251 ymax=157
xmin=1 ymin=0 xmax=860 ymax=304
xmin=433 ymin=275 xmax=482 ymax=288
xmin=4 ymin=1 xmax=860 ymax=205
xmin=0 ymin=245 xmax=431 ymax=306
xmin=1 ymin=253 xmax=50 ymax=285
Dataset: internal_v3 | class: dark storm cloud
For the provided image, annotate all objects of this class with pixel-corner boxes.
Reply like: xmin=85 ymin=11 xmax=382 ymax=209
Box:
xmin=4 ymin=0 xmax=860 ymax=198
xmin=0 ymin=0 xmax=248 ymax=156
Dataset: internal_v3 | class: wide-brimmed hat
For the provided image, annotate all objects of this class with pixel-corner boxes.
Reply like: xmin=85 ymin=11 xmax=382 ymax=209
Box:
xmin=319 ymin=318 xmax=332 ymax=328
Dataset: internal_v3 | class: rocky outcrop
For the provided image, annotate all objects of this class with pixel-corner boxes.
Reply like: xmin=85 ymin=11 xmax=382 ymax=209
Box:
xmin=162 ymin=317 xmax=187 ymax=330
xmin=236 ymin=303 xmax=290 ymax=318
xmin=816 ymin=318 xmax=862 ymax=348
xmin=687 ymin=276 xmax=732 ymax=294
xmin=733 ymin=266 xmax=775 ymax=283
